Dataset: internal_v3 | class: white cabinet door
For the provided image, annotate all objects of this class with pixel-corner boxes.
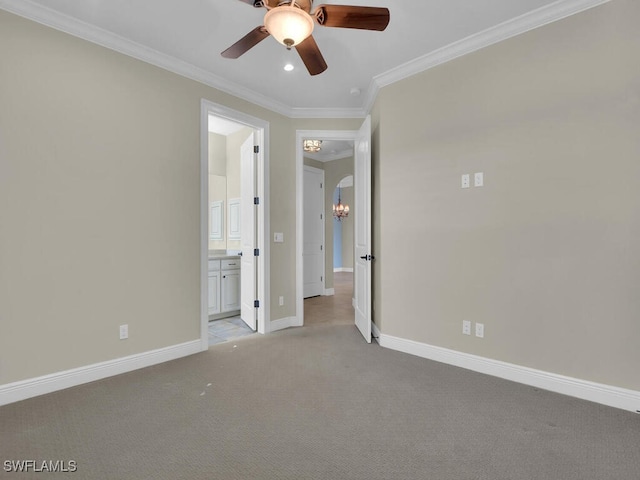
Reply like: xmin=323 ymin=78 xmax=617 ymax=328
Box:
xmin=221 ymin=270 xmax=241 ymax=312
xmin=208 ymin=271 xmax=220 ymax=315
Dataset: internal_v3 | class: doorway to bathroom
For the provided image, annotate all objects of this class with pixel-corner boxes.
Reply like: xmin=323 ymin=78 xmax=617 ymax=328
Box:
xmin=200 ymin=100 xmax=270 ymax=349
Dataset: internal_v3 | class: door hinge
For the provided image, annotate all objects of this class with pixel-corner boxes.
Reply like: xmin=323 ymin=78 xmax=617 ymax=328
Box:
xmin=321 ymin=276 xmax=323 ymax=282
xmin=254 ymin=300 xmax=260 ymax=308
xmin=254 ymin=248 xmax=260 ymax=256
xmin=254 ymin=197 xmax=260 ymax=205
xmin=320 ymin=182 xmax=323 ymax=188
xmin=320 ymin=213 xmax=323 ymax=220
xmin=253 ymin=145 xmax=259 ymax=154
xmin=320 ymin=245 xmax=323 ymax=251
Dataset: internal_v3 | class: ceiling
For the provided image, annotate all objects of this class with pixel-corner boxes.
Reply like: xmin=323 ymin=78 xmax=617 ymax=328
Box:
xmin=1 ymin=0 xmax=599 ymax=117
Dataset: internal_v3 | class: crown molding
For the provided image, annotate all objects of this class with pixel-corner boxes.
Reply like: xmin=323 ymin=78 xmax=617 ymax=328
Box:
xmin=289 ymin=106 xmax=365 ymax=119
xmin=1 ymin=0 xmax=611 ymax=119
xmin=364 ymin=0 xmax=611 ymax=112
xmin=305 ymin=148 xmax=354 ymax=162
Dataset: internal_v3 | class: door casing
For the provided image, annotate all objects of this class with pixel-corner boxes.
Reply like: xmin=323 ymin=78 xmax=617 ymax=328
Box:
xmin=200 ymin=99 xmax=270 ymax=349
xmin=295 ymin=129 xmax=359 ymax=327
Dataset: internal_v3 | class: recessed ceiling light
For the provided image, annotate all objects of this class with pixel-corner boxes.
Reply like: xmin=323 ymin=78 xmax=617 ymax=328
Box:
xmin=284 ymin=63 xmax=294 ymax=72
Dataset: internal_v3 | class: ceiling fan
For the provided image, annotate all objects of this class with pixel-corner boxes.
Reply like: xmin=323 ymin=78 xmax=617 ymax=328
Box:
xmin=221 ymin=0 xmax=390 ymax=75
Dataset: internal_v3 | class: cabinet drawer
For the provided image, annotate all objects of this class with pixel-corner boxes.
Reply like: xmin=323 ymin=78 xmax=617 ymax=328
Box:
xmin=208 ymin=259 xmax=220 ymax=272
xmin=221 ymin=258 xmax=240 ymax=270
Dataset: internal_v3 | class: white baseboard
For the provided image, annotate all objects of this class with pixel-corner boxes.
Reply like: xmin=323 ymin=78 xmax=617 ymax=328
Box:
xmin=270 ymin=316 xmax=300 ymax=332
xmin=0 ymin=340 xmax=203 ymax=407
xmin=333 ymin=267 xmax=354 ymax=273
xmin=371 ymin=321 xmax=381 ymax=340
xmin=323 ymin=288 xmax=335 ymax=296
xmin=379 ymin=333 xmax=640 ymax=413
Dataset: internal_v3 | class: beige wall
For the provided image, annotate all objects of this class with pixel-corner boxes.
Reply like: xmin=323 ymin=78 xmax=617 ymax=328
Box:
xmin=339 ymin=186 xmax=354 ymax=269
xmin=375 ymin=0 xmax=640 ymax=390
xmin=208 ymin=132 xmax=226 ymax=250
xmin=0 ymin=9 xmax=361 ymax=385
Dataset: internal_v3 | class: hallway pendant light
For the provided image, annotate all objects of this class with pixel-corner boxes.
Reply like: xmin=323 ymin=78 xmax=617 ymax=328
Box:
xmin=264 ymin=3 xmax=314 ymax=50
xmin=333 ymin=187 xmax=350 ymax=221
xmin=303 ymin=139 xmax=322 ymax=153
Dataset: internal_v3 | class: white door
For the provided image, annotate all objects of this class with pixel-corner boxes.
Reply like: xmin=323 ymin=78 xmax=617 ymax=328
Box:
xmin=303 ymin=165 xmax=325 ymax=298
xmin=240 ymin=133 xmax=257 ymax=330
xmin=354 ymin=116 xmax=372 ymax=343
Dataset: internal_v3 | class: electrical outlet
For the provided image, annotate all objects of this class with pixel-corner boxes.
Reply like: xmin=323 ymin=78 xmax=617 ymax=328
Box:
xmin=461 ymin=174 xmax=470 ymax=189
xmin=279 ymin=296 xmax=284 ymax=306
xmin=462 ymin=320 xmax=471 ymax=335
xmin=119 ymin=324 xmax=128 ymax=340
xmin=475 ymin=323 xmax=484 ymax=338
xmin=474 ymin=172 xmax=484 ymax=187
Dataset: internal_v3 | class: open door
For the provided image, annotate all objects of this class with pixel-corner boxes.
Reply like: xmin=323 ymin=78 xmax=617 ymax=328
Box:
xmin=240 ymin=132 xmax=257 ymax=331
xmin=354 ymin=116 xmax=372 ymax=343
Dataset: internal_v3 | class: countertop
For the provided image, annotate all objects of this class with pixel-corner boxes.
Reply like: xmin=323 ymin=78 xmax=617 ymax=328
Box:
xmin=208 ymin=251 xmax=241 ymax=260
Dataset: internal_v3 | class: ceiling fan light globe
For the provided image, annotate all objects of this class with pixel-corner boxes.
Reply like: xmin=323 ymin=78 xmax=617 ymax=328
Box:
xmin=264 ymin=6 xmax=314 ymax=48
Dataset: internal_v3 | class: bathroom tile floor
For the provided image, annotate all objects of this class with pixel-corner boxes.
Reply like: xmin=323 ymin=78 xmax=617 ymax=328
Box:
xmin=208 ymin=316 xmax=256 ymax=345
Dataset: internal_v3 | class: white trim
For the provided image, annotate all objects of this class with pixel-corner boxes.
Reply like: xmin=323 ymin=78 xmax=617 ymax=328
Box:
xmin=296 ymin=130 xmax=358 ymax=328
xmin=363 ymin=0 xmax=611 ymax=113
xmin=201 ymin=100 xmax=270 ymax=344
xmin=304 ymin=149 xmax=354 ymax=163
xmin=333 ymin=267 xmax=354 ymax=273
xmin=0 ymin=340 xmax=201 ymax=406
xmin=0 ymin=0 xmax=609 ymax=119
xmin=323 ymin=288 xmax=335 ymax=296
xmin=379 ymin=333 xmax=640 ymax=413
xmin=270 ymin=316 xmax=301 ymax=333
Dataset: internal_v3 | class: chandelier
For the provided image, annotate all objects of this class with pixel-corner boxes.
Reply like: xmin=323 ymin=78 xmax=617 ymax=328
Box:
xmin=303 ymin=139 xmax=322 ymax=153
xmin=333 ymin=186 xmax=350 ymax=221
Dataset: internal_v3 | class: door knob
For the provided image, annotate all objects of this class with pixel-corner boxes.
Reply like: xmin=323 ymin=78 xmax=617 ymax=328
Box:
xmin=360 ymin=254 xmax=374 ymax=261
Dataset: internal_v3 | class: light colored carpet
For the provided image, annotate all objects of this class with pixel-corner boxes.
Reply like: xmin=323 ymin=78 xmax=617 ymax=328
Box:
xmin=1 ymin=274 xmax=639 ymax=479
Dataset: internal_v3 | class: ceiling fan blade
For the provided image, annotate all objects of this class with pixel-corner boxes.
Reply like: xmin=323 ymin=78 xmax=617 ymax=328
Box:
xmin=221 ymin=26 xmax=270 ymax=59
xmin=295 ymin=35 xmax=328 ymax=76
xmin=315 ymin=5 xmax=390 ymax=31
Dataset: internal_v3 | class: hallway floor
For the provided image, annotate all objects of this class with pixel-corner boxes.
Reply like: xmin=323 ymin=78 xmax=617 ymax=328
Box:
xmin=304 ymin=271 xmax=354 ymax=327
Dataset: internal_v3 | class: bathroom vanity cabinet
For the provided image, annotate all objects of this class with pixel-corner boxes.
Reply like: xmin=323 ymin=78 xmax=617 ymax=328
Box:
xmin=208 ymin=256 xmax=240 ymax=318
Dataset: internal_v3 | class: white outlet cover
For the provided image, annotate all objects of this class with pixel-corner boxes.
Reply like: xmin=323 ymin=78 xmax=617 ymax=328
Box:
xmin=462 ymin=320 xmax=471 ymax=335
xmin=475 ymin=323 xmax=484 ymax=338
xmin=461 ymin=174 xmax=470 ymax=189
xmin=474 ymin=172 xmax=484 ymax=187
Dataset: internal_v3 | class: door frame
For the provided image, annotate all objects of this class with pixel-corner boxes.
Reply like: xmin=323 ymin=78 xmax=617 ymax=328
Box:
xmin=295 ymin=129 xmax=358 ymax=327
xmin=200 ymin=99 xmax=270 ymax=350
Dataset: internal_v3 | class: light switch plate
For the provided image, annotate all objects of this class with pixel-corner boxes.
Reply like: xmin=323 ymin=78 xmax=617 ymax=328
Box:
xmin=475 ymin=323 xmax=484 ymax=338
xmin=274 ymin=232 xmax=284 ymax=243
